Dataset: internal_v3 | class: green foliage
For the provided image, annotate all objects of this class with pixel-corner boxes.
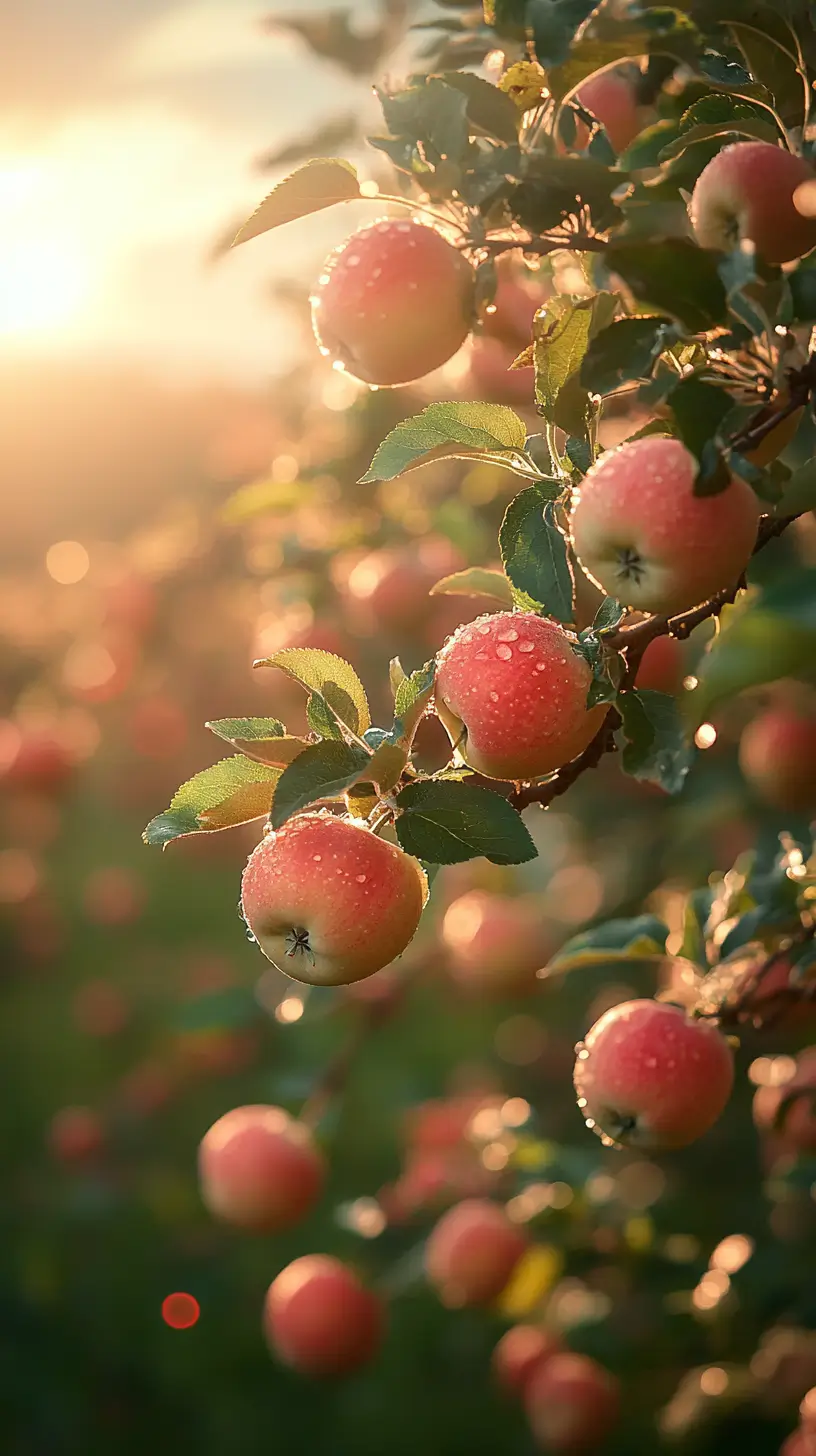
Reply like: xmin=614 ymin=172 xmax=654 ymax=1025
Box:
xmin=617 ymin=688 xmax=696 ymax=794
xmin=143 ymin=757 xmax=281 ymax=846
xmin=429 ymin=567 xmax=514 ymax=608
xmin=500 ymin=489 xmax=574 ymax=622
xmin=360 ymin=402 xmax=542 ymax=483
xmin=544 ymin=914 xmax=670 ymax=975
xmin=270 ymin=741 xmax=371 ymax=827
xmin=394 ymin=780 xmax=537 ymax=864
xmin=255 ymin=648 xmax=371 ymax=737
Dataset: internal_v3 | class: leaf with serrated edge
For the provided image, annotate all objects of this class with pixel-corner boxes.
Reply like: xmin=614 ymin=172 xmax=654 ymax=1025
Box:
xmin=143 ymin=756 xmax=280 ymax=847
xmin=430 ymin=568 xmax=514 ymax=607
xmin=207 ymin=717 xmax=285 ymax=743
xmin=395 ymin=780 xmax=537 ymax=866
xmin=360 ymin=402 xmax=533 ymax=483
xmin=232 ymin=159 xmax=360 ymax=247
xmin=257 ymin=647 xmax=370 ymax=735
xmin=271 ymin=741 xmax=370 ymax=829
xmin=500 ymin=490 xmax=574 ymax=624
xmin=543 ymin=915 xmax=670 ymax=976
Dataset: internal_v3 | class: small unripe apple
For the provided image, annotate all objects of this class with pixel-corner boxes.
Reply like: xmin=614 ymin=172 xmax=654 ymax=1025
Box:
xmin=690 ymin=142 xmax=816 ymax=266
xmin=435 ymin=612 xmax=606 ymax=780
xmin=311 ymin=219 xmax=475 ymax=386
xmin=635 ymin=635 xmax=685 ymax=696
xmin=241 ymin=814 xmax=427 ymax=986
xmin=570 ymin=437 xmax=760 ymax=616
xmin=425 ymin=1197 xmax=528 ymax=1306
xmin=739 ymin=706 xmax=816 ymax=813
xmin=574 ymin=999 xmax=734 ymax=1149
xmin=493 ymin=1324 xmax=562 ymax=1397
xmin=198 ymin=1104 xmax=325 ymax=1231
xmin=441 ymin=890 xmax=549 ymax=995
xmin=264 ymin=1255 xmax=384 ymax=1376
xmin=524 ymin=1352 xmax=619 ymax=1452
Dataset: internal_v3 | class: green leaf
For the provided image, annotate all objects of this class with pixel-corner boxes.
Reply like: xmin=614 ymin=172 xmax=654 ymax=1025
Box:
xmin=533 ymin=292 xmax=618 ymax=423
xmin=527 ymin=0 xmax=603 ymax=67
xmin=668 ymin=375 xmax=732 ymax=488
xmin=206 ymin=722 xmax=311 ymax=768
xmin=143 ymin=756 xmax=281 ymax=847
xmin=207 ymin=717 xmax=285 ymax=744
xmin=543 ymin=914 xmax=670 ymax=976
xmin=430 ymin=567 xmax=514 ymax=608
xmin=393 ymin=661 xmax=436 ymax=746
xmin=617 ymin=689 xmax=695 ymax=795
xmin=607 ymin=241 xmax=728 ymax=332
xmin=659 ymin=117 xmax=782 ymax=160
xmin=395 ymin=780 xmax=537 ymax=866
xmin=360 ymin=402 xmax=536 ymax=483
xmin=777 ymin=458 xmax=816 ymax=516
xmin=592 ymin=597 xmax=626 ymax=634
xmin=730 ymin=20 xmax=805 ymax=127
xmin=306 ymin=693 xmax=343 ymax=740
xmin=440 ymin=71 xmax=520 ymax=143
xmin=270 ymin=741 xmax=371 ymax=828
xmin=500 ymin=489 xmax=574 ymax=623
xmin=377 ymin=78 xmax=470 ymax=163
xmin=580 ymin=316 xmax=675 ymax=396
xmin=231 ymin=159 xmax=361 ymax=247
xmin=787 ymin=255 xmax=816 ymax=323
xmin=510 ymin=157 xmax=622 ymax=233
xmin=547 ymin=12 xmax=701 ymax=100
xmin=687 ymin=570 xmax=816 ymax=724
xmin=257 ymin=648 xmax=370 ymax=736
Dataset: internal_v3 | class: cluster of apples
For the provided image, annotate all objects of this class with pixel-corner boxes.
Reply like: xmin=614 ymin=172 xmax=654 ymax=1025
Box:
xmin=493 ymin=1325 xmax=619 ymax=1453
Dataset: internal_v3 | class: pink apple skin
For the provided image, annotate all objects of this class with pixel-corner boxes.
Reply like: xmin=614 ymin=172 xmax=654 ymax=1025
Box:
xmin=264 ymin=1255 xmax=384 ymax=1376
xmin=739 ymin=707 xmax=816 ymax=812
xmin=524 ymin=1352 xmax=620 ymax=1452
xmin=311 ymin=219 xmax=475 ymax=386
xmin=635 ymin=634 xmax=685 ymax=695
xmin=570 ymin=437 xmax=760 ymax=616
xmin=690 ymin=142 xmax=816 ymax=266
xmin=199 ymin=1104 xmax=325 ymax=1232
xmin=241 ymin=813 xmax=427 ymax=987
xmin=493 ymin=1324 xmax=562 ymax=1397
xmin=434 ymin=612 xmax=606 ymax=780
xmin=576 ymin=69 xmax=641 ymax=153
xmin=425 ymin=1198 xmax=528 ymax=1307
xmin=574 ymin=999 xmax=734 ymax=1149
xmin=441 ymin=890 xmax=550 ymax=995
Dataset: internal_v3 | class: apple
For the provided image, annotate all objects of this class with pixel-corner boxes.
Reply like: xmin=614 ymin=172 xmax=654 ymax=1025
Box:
xmin=199 ymin=1104 xmax=325 ymax=1231
xmin=311 ymin=219 xmax=475 ymax=386
xmin=425 ymin=1197 xmax=528 ymax=1306
xmin=493 ymin=1324 xmax=562 ymax=1397
xmin=739 ymin=706 xmax=816 ymax=813
xmin=574 ymin=998 xmax=734 ymax=1149
xmin=690 ymin=142 xmax=816 ymax=267
xmin=240 ymin=813 xmax=427 ymax=986
xmin=524 ymin=1352 xmax=619 ymax=1451
xmin=570 ymin=436 xmax=760 ymax=616
xmin=264 ymin=1255 xmax=384 ymax=1376
xmin=435 ymin=612 xmax=606 ymax=780
xmin=441 ymin=890 xmax=550 ymax=995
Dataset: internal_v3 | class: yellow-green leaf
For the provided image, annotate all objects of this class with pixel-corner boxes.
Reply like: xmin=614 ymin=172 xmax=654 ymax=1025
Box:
xmin=232 ymin=159 xmax=361 ymax=248
xmin=256 ymin=647 xmax=371 ymax=736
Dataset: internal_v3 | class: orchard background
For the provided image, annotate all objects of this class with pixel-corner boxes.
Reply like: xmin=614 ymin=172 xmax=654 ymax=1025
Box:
xmin=7 ymin=0 xmax=816 ymax=1452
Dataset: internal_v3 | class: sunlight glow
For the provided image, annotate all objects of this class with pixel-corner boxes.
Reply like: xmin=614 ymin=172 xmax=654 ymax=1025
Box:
xmin=0 ymin=161 xmax=91 ymax=340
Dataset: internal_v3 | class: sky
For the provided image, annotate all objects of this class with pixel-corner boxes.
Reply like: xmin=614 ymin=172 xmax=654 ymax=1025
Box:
xmin=0 ymin=0 xmax=395 ymax=382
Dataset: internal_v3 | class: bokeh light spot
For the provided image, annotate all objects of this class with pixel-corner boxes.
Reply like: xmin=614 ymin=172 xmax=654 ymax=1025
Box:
xmin=46 ymin=540 xmax=90 ymax=584
xmin=162 ymin=1293 xmax=200 ymax=1329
